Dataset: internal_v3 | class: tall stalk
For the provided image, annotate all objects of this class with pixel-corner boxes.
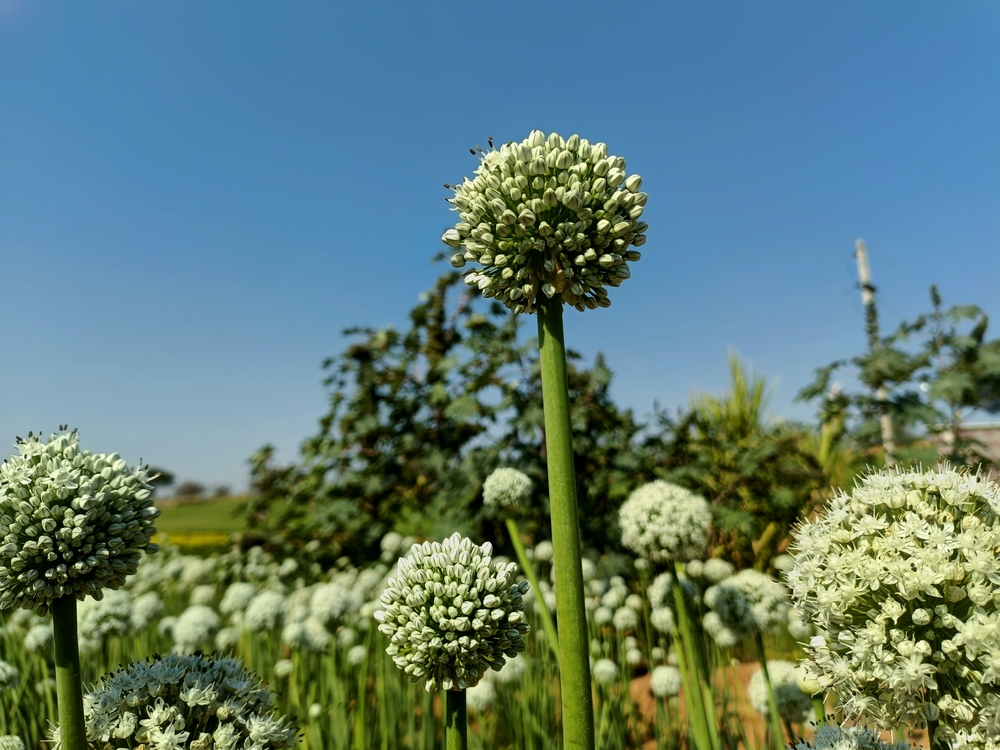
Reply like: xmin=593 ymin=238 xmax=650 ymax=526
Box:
xmin=753 ymin=632 xmax=786 ymax=750
xmin=52 ymin=596 xmax=87 ymax=750
xmin=446 ymin=690 xmax=468 ymax=750
xmin=505 ymin=518 xmax=560 ymax=659
xmin=536 ymin=295 xmax=594 ymax=750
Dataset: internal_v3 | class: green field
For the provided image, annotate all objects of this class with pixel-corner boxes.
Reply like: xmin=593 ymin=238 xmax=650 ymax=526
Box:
xmin=154 ymin=496 xmax=248 ymax=536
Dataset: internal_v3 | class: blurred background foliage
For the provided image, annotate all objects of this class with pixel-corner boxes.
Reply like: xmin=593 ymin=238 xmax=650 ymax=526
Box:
xmin=242 ymin=266 xmax=1000 ymax=570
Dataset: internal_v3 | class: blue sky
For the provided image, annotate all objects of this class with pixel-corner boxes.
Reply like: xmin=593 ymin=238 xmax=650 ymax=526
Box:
xmin=1 ymin=2 xmax=998 ymax=491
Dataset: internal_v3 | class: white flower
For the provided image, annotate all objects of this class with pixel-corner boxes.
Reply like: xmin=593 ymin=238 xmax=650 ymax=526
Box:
xmin=172 ymin=605 xmax=220 ymax=654
xmin=613 ymin=606 xmax=638 ymax=632
xmin=466 ymin=676 xmax=496 ymax=713
xmin=704 ymin=569 xmax=788 ymax=639
xmin=650 ymin=665 xmax=682 ymax=697
xmin=494 ymin=655 xmax=526 ymax=684
xmin=747 ymin=660 xmax=812 ymax=724
xmin=374 ymin=533 xmax=529 ymax=691
xmin=787 ymin=466 xmax=1000 ymax=741
xmin=483 ymin=468 xmax=533 ymax=508
xmin=702 ymin=611 xmax=739 ymax=648
xmin=347 ymin=645 xmax=368 ymax=666
xmin=0 ymin=429 xmax=159 ymax=613
xmin=592 ymin=658 xmax=619 ymax=686
xmin=702 ymin=558 xmax=734 ymax=583
xmin=0 ymin=661 xmax=18 ymax=690
xmin=619 ymin=481 xmax=711 ymax=563
xmin=594 ymin=606 xmax=613 ymax=626
xmin=626 ymin=648 xmax=643 ymax=666
xmin=273 ymin=659 xmax=294 ymax=679
xmin=77 ymin=589 xmax=145 ymax=653
xmin=651 ymin=608 xmax=676 ymax=634
xmin=133 ymin=592 xmax=164 ymax=622
xmin=72 ymin=653 xmax=296 ymax=750
xmin=282 ymin=616 xmax=331 ymax=653
xmin=533 ymin=541 xmax=554 ymax=562
xmin=308 ymin=703 xmax=322 ymax=720
xmin=790 ymin=724 xmax=909 ymax=750
xmin=0 ymin=737 xmax=25 ymax=750
xmin=215 ymin=627 xmax=240 ymax=652
xmin=244 ymin=590 xmax=286 ymax=631
xmin=444 ymin=131 xmax=647 ymax=313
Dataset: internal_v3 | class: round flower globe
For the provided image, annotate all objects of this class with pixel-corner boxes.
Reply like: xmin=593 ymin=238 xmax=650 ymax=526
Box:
xmin=703 ymin=569 xmax=788 ymax=640
xmin=592 ymin=658 xmax=619 ymax=687
xmin=59 ymin=653 xmax=297 ymax=750
xmin=789 ymin=725 xmax=909 ymax=750
xmin=442 ymin=131 xmax=648 ymax=313
xmin=747 ymin=660 xmax=812 ymax=725
xmin=0 ymin=430 xmax=160 ymax=613
xmin=374 ymin=532 xmax=530 ymax=691
xmin=482 ymin=467 xmax=533 ymax=509
xmin=650 ymin=665 xmax=682 ymax=698
xmin=619 ymin=481 xmax=711 ymax=564
xmin=787 ymin=467 xmax=1000 ymax=744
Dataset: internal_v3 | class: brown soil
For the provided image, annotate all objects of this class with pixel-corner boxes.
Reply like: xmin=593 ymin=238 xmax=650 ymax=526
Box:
xmin=629 ymin=662 xmax=930 ymax=749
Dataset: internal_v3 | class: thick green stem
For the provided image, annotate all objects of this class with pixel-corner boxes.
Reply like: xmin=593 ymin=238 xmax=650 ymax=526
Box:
xmin=671 ymin=568 xmax=717 ymax=750
xmin=753 ymin=632 xmax=786 ymax=750
xmin=446 ymin=689 xmax=468 ymax=750
xmin=927 ymin=718 xmax=942 ymax=750
xmin=52 ymin=596 xmax=87 ymax=750
xmin=505 ymin=518 xmax=560 ymax=659
xmin=536 ymin=296 xmax=595 ymax=750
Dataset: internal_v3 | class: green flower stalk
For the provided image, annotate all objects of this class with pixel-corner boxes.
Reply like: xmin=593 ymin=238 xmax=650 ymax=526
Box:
xmin=444 ymin=131 xmax=647 ymax=750
xmin=375 ymin=533 xmax=529 ymax=750
xmin=0 ymin=429 xmax=159 ymax=750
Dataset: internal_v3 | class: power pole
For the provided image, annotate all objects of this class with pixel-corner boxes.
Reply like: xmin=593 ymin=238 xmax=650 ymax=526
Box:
xmin=855 ymin=239 xmax=896 ymax=466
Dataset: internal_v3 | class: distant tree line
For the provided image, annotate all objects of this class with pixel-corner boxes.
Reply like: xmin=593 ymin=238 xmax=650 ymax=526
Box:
xmin=243 ymin=263 xmax=1000 ymax=570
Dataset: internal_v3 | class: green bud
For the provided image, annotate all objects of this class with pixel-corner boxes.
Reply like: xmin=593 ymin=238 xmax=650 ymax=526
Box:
xmin=625 ymin=175 xmax=642 ymax=193
xmin=566 ymin=134 xmax=580 ymax=151
xmin=442 ymin=229 xmax=461 ymax=247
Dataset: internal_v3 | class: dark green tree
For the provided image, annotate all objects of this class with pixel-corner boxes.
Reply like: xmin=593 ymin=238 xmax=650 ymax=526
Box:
xmin=649 ymin=355 xmax=826 ymax=571
xmin=244 ymin=267 xmax=654 ymax=563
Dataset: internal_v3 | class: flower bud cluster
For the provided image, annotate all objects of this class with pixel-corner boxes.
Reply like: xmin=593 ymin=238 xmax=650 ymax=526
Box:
xmin=789 ymin=724 xmax=909 ymax=750
xmin=443 ymin=131 xmax=648 ymax=313
xmin=619 ymin=481 xmax=711 ymax=564
xmin=650 ymin=665 xmax=682 ymax=697
xmin=787 ymin=467 xmax=1000 ymax=743
xmin=482 ymin=468 xmax=533 ymax=508
xmin=374 ymin=532 xmax=530 ymax=691
xmin=0 ymin=430 xmax=159 ymax=613
xmin=703 ymin=569 xmax=789 ymax=643
xmin=0 ymin=660 xmax=18 ymax=690
xmin=58 ymin=653 xmax=297 ymax=750
xmin=747 ymin=660 xmax=812 ymax=724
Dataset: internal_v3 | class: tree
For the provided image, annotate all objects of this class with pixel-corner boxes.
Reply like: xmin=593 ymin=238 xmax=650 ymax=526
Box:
xmin=244 ymin=266 xmax=656 ymax=563
xmin=652 ymin=354 xmax=826 ymax=571
xmin=174 ymin=481 xmax=205 ymax=499
xmin=799 ymin=286 xmax=1000 ymax=471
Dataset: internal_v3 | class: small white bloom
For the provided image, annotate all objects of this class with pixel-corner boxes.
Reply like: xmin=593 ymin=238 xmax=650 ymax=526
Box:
xmin=650 ymin=665 xmax=682 ymax=697
xmin=619 ymin=481 xmax=711 ymax=563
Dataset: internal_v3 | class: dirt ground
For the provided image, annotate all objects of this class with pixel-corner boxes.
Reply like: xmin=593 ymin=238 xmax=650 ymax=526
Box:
xmin=629 ymin=662 xmax=931 ymax=749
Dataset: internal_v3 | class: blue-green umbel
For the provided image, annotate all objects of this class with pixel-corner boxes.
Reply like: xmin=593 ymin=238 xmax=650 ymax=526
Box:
xmin=374 ymin=532 xmax=530 ymax=692
xmin=0 ymin=430 xmax=159 ymax=614
xmin=442 ymin=131 xmax=647 ymax=313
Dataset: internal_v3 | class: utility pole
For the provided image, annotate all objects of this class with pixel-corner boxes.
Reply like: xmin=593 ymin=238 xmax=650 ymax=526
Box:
xmin=855 ymin=239 xmax=896 ymax=465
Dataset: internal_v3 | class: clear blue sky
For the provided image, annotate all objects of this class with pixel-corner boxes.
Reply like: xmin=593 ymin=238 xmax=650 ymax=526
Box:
xmin=2 ymin=2 xmax=997 ymax=491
